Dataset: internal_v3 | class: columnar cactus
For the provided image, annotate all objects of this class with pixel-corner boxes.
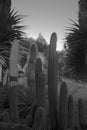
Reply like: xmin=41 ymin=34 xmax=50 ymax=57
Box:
xmin=8 ymin=39 xmax=19 ymax=123
xmin=78 ymin=98 xmax=87 ymax=129
xmin=48 ymin=32 xmax=58 ymax=129
xmin=27 ymin=43 xmax=38 ymax=82
xmin=36 ymin=72 xmax=46 ymax=108
xmin=67 ymin=95 xmax=74 ymax=129
xmin=59 ymin=81 xmax=68 ymax=130
xmin=25 ymin=43 xmax=38 ymax=102
xmin=35 ymin=58 xmax=42 ymax=104
xmin=35 ymin=58 xmax=42 ymax=78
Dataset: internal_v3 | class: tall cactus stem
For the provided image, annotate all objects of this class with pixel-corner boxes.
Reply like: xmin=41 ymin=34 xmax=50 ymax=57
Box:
xmin=8 ymin=39 xmax=19 ymax=123
xmin=67 ymin=95 xmax=74 ymax=129
xmin=59 ymin=81 xmax=68 ymax=130
xmin=35 ymin=58 xmax=42 ymax=104
xmin=78 ymin=98 xmax=87 ymax=129
xmin=48 ymin=32 xmax=58 ymax=129
xmin=36 ymin=72 xmax=46 ymax=108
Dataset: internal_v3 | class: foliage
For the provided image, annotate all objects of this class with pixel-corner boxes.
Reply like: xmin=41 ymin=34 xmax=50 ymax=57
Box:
xmin=64 ymin=0 xmax=87 ymax=80
xmin=0 ymin=0 xmax=25 ymax=69
xmin=64 ymin=20 xmax=87 ymax=80
xmin=18 ymin=85 xmax=35 ymax=118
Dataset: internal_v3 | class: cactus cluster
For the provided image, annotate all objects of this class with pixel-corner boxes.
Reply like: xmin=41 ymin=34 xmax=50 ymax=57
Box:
xmin=47 ymin=32 xmax=75 ymax=130
xmin=1 ymin=32 xmax=87 ymax=130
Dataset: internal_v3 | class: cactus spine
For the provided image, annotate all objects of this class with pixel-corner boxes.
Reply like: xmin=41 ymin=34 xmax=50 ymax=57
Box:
xmin=67 ymin=95 xmax=74 ymax=129
xmin=59 ymin=81 xmax=68 ymax=130
xmin=8 ymin=39 xmax=19 ymax=123
xmin=48 ymin=32 xmax=58 ymax=129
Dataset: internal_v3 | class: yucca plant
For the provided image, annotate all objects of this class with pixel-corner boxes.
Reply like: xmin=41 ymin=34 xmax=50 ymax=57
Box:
xmin=64 ymin=0 xmax=87 ymax=81
xmin=0 ymin=0 xmax=25 ymax=70
xmin=18 ymin=86 xmax=34 ymax=119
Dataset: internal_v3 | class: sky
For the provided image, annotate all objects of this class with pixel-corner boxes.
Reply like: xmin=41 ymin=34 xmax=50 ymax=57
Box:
xmin=12 ymin=0 xmax=79 ymax=50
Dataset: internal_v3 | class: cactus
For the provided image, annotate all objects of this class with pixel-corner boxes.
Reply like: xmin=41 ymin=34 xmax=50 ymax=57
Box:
xmin=78 ymin=98 xmax=87 ymax=129
xmin=48 ymin=32 xmax=58 ymax=129
xmin=35 ymin=58 xmax=42 ymax=104
xmin=59 ymin=81 xmax=68 ymax=130
xmin=32 ymin=107 xmax=45 ymax=130
xmin=67 ymin=95 xmax=74 ymax=129
xmin=25 ymin=43 xmax=38 ymax=105
xmin=35 ymin=58 xmax=42 ymax=78
xmin=36 ymin=72 xmax=46 ymax=108
xmin=29 ymin=42 xmax=38 ymax=62
xmin=27 ymin=42 xmax=38 ymax=83
xmin=8 ymin=39 xmax=19 ymax=123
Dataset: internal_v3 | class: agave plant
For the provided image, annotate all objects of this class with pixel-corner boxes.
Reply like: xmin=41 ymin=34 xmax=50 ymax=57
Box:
xmin=18 ymin=85 xmax=35 ymax=118
xmin=0 ymin=0 xmax=25 ymax=70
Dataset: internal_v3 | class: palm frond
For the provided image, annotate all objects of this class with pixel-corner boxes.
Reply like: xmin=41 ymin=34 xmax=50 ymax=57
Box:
xmin=65 ymin=20 xmax=87 ymax=80
xmin=0 ymin=2 xmax=25 ymax=69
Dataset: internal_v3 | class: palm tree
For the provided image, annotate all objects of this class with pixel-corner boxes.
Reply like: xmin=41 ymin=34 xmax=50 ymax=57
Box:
xmin=0 ymin=0 xmax=25 ymax=70
xmin=64 ymin=0 xmax=87 ymax=81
